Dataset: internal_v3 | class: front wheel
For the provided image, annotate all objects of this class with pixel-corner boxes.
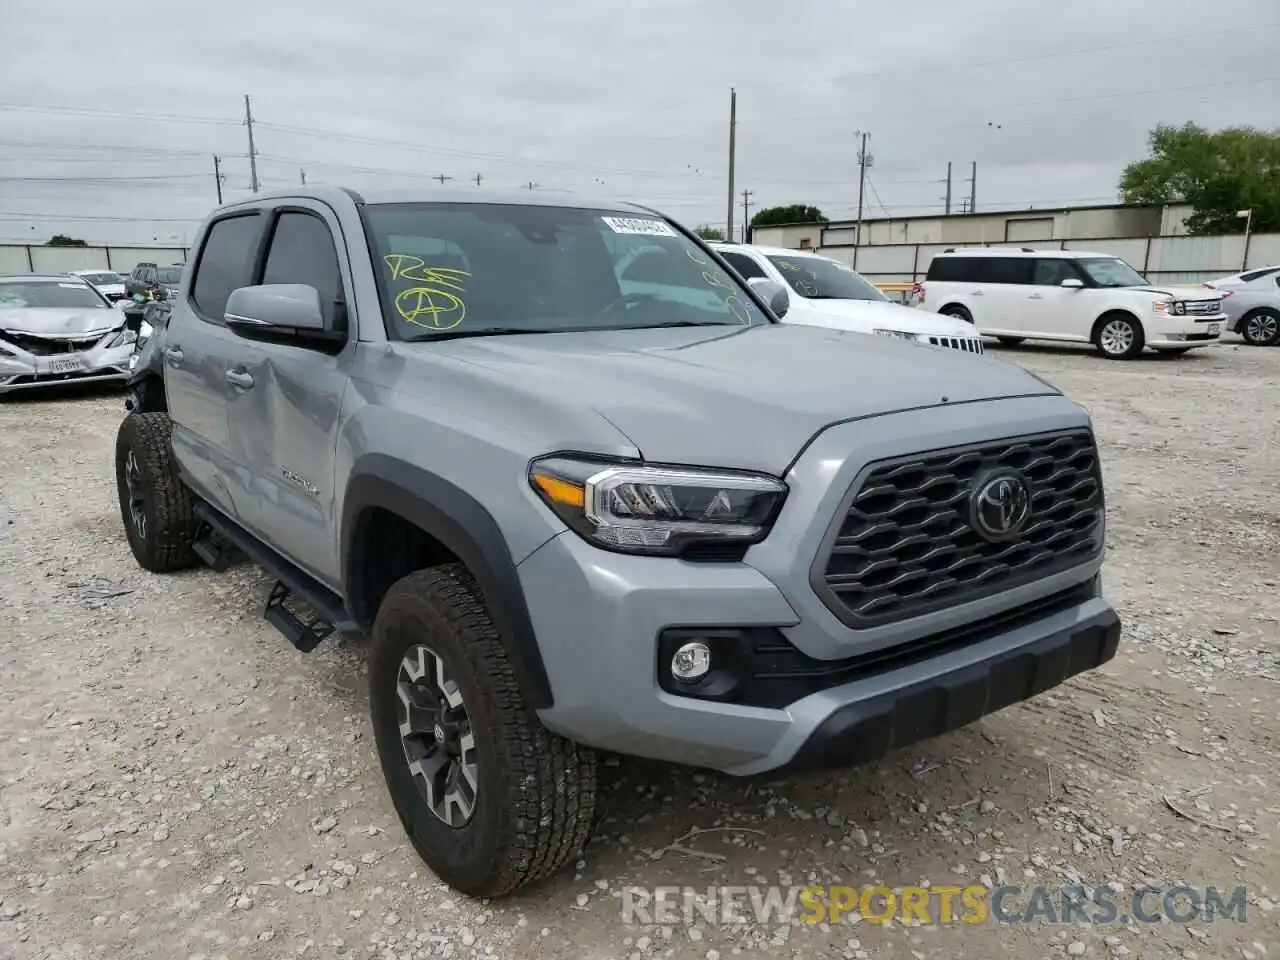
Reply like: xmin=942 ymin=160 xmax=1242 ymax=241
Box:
xmin=369 ymin=564 xmax=597 ymax=898
xmin=1094 ymin=314 xmax=1145 ymax=360
xmin=1241 ymin=309 xmax=1280 ymax=346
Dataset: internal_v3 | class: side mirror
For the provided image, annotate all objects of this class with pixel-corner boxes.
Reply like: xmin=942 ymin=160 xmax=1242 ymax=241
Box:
xmin=224 ymin=284 xmax=344 ymax=346
xmin=1061 ymin=278 xmax=1085 ymax=289
xmin=747 ymin=277 xmax=790 ymax=318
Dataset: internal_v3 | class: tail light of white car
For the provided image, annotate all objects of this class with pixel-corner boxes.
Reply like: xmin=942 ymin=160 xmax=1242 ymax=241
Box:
xmin=910 ymin=282 xmax=925 ymax=305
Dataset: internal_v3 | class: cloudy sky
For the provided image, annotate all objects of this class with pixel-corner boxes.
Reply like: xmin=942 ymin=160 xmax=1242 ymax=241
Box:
xmin=1 ymin=0 xmax=1277 ymax=248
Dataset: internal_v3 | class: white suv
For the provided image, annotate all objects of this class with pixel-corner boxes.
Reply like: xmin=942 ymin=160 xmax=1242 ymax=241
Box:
xmin=710 ymin=243 xmax=984 ymax=354
xmin=913 ymin=248 xmax=1226 ymax=360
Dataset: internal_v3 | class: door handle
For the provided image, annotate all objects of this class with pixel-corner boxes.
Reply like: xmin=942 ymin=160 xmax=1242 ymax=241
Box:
xmin=225 ymin=369 xmax=255 ymax=390
xmin=163 ymin=346 xmax=184 ymax=366
xmin=971 ymin=290 xmax=984 ymax=296
xmin=1028 ymin=294 xmax=1044 ymax=300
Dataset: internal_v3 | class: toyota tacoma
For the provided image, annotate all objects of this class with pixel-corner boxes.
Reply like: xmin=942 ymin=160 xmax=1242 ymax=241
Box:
xmin=114 ymin=187 xmax=1121 ymax=898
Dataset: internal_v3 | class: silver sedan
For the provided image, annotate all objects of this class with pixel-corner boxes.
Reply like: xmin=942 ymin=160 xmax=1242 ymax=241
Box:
xmin=1206 ymin=265 xmax=1280 ymax=346
xmin=0 ymin=274 xmax=141 ymax=394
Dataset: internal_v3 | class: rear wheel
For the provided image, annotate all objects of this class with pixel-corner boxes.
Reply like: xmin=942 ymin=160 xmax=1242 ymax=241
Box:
xmin=114 ymin=411 xmax=199 ymax=571
xmin=1094 ymin=313 xmax=1144 ymax=360
xmin=1241 ymin=309 xmax=1280 ymax=346
xmin=369 ymin=564 xmax=597 ymax=898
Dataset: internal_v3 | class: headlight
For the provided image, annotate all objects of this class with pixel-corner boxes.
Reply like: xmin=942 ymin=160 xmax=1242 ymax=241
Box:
xmin=1153 ymin=299 xmax=1174 ymax=315
xmin=528 ymin=456 xmax=787 ymax=556
xmin=107 ymin=327 xmax=138 ymax=348
xmin=873 ymin=328 xmax=917 ymax=340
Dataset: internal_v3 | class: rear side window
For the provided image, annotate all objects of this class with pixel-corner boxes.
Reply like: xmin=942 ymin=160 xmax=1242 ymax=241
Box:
xmin=719 ymin=251 xmax=768 ymax=280
xmin=978 ymin=257 xmax=1034 ymax=284
xmin=926 ymin=256 xmax=977 ymax=282
xmin=261 ymin=212 xmax=345 ymax=326
xmin=191 ymin=214 xmax=262 ymax=321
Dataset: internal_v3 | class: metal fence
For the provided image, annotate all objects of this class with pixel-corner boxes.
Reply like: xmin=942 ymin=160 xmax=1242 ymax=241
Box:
xmin=819 ymin=232 xmax=1280 ymax=286
xmin=0 ymin=244 xmax=190 ymax=276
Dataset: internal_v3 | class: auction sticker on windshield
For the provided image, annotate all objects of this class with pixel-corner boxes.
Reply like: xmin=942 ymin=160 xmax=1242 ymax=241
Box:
xmin=601 ymin=216 xmax=676 ymax=237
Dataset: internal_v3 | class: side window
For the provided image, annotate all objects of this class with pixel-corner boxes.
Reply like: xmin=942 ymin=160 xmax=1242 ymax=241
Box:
xmin=190 ymin=214 xmax=262 ymax=322
xmin=1032 ymin=260 xmax=1077 ymax=286
xmin=978 ymin=257 xmax=1034 ymax=285
xmin=719 ymin=251 xmax=768 ymax=280
xmin=925 ymin=256 xmax=975 ymax=282
xmin=261 ymin=212 xmax=345 ymax=326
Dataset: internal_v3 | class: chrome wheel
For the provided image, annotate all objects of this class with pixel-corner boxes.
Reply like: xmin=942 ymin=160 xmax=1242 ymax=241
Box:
xmin=1244 ymin=313 xmax=1279 ymax=345
xmin=124 ymin=449 xmax=147 ymax=541
xmin=396 ymin=645 xmax=478 ymax=827
xmin=1100 ymin=319 xmax=1135 ymax=356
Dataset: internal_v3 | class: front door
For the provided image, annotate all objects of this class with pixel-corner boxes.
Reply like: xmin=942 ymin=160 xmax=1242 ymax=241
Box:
xmin=164 ymin=211 xmax=266 ymax=518
xmin=223 ymin=205 xmax=353 ymax=589
xmin=1022 ymin=259 xmax=1093 ymax=339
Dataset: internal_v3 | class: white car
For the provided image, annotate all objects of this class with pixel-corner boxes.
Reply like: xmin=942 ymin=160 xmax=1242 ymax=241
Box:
xmin=1203 ymin=265 xmax=1280 ymax=346
xmin=72 ymin=269 xmax=128 ymax=305
xmin=913 ymin=248 xmax=1226 ymax=360
xmin=709 ymin=242 xmax=984 ymax=354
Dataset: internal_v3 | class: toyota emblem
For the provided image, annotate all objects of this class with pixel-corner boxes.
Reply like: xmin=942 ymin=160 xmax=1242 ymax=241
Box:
xmin=971 ymin=471 xmax=1031 ymax=541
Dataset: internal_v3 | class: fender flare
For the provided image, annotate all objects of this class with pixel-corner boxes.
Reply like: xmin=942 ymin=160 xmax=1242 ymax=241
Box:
xmin=340 ymin=455 xmax=554 ymax=709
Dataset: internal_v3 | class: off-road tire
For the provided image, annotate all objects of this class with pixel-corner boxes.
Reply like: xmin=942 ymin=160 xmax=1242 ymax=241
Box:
xmin=996 ymin=336 xmax=1025 ymax=346
xmin=1093 ymin=312 xmax=1145 ymax=360
xmin=369 ymin=564 xmax=597 ymax=898
xmin=115 ymin=411 xmax=199 ymax=572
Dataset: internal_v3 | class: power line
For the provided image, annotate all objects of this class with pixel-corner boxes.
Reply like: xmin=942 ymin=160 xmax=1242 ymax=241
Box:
xmin=0 ymin=102 xmax=241 ymax=125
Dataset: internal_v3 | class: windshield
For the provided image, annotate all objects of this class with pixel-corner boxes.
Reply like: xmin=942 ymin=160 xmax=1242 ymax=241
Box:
xmin=81 ymin=272 xmax=122 ymax=285
xmin=1078 ymin=258 xmax=1148 ymax=288
xmin=766 ymin=255 xmax=888 ymax=301
xmin=363 ymin=202 xmax=768 ymax=339
xmin=156 ymin=267 xmax=183 ymax=284
xmin=0 ymin=280 xmax=109 ymax=309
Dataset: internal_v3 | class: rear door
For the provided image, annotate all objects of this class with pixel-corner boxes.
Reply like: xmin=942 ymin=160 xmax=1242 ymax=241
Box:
xmin=968 ymin=256 xmax=1034 ymax=334
xmin=164 ymin=211 xmax=266 ymax=518
xmin=222 ymin=203 xmax=353 ymax=587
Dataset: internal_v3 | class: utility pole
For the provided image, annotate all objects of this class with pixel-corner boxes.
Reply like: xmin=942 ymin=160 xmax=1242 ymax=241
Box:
xmin=967 ymin=160 xmax=977 ymax=213
xmin=944 ymin=161 xmax=953 ymax=215
xmin=853 ymin=130 xmax=870 ymax=267
xmin=726 ymin=88 xmax=737 ymax=250
xmin=741 ymin=189 xmax=753 ymax=242
xmin=526 ymin=181 xmax=537 ymax=190
xmin=243 ymin=95 xmax=259 ymax=193
xmin=212 ymin=154 xmax=223 ymax=205
xmin=300 ymin=168 xmax=307 ymax=186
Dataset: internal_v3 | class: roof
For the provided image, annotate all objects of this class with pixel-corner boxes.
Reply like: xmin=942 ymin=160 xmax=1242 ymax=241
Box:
xmin=710 ymin=241 xmax=835 ymax=259
xmin=933 ymin=247 xmax=1127 ymax=259
xmin=0 ymin=273 xmax=89 ymax=283
xmin=215 ymin=184 xmax=659 ymax=215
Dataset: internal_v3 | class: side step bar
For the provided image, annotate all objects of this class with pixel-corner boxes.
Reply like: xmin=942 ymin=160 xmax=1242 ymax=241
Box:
xmin=192 ymin=502 xmax=359 ymax=652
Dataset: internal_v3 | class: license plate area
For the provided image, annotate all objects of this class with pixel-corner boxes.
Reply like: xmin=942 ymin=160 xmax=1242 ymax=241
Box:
xmin=48 ymin=356 xmax=86 ymax=374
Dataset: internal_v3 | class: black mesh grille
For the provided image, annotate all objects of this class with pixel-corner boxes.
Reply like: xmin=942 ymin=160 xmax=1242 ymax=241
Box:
xmin=816 ymin=430 xmax=1103 ymax=628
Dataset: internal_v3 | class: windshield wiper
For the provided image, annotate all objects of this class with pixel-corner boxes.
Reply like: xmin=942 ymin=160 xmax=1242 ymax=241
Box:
xmin=627 ymin=320 xmax=740 ymax=329
xmin=407 ymin=326 xmax=545 ymax=342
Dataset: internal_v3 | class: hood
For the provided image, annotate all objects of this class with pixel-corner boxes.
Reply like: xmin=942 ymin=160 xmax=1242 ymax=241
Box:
xmin=0 ymin=307 xmax=121 ymax=337
xmin=1131 ymin=285 xmax=1221 ymax=301
xmin=420 ymin=322 xmax=1057 ymax=474
xmin=791 ymin=297 xmax=976 ymax=336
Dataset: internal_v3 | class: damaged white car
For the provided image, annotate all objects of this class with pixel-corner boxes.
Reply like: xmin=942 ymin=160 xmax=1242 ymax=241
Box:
xmin=0 ymin=274 xmax=140 ymax=395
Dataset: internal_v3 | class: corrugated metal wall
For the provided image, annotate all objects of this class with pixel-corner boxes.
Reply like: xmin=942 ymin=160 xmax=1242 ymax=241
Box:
xmin=0 ymin=245 xmax=189 ymax=276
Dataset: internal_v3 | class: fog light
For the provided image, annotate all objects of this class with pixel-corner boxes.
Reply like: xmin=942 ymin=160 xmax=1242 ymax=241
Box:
xmin=671 ymin=642 xmax=711 ymax=681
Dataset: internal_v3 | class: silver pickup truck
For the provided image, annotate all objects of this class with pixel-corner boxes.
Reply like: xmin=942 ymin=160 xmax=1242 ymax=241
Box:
xmin=115 ymin=187 xmax=1121 ymax=898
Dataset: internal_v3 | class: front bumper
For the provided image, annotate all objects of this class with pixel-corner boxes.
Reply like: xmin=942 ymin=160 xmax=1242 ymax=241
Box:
xmin=519 ymin=395 xmax=1119 ymax=775
xmin=0 ymin=342 xmax=135 ymax=394
xmin=1145 ymin=313 xmax=1225 ymax=348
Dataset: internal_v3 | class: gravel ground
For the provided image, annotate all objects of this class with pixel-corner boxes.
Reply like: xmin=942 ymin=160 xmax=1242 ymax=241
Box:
xmin=1 ymin=338 xmax=1277 ymax=960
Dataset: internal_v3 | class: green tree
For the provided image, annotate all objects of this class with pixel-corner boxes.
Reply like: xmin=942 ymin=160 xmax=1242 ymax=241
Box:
xmin=693 ymin=224 xmax=724 ymax=241
xmin=47 ymin=234 xmax=88 ymax=247
xmin=749 ymin=205 xmax=828 ymax=229
xmin=1120 ymin=123 xmax=1280 ymax=235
